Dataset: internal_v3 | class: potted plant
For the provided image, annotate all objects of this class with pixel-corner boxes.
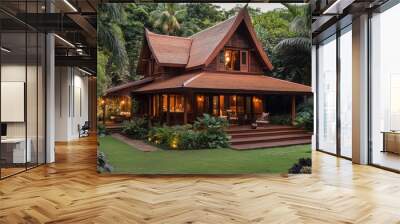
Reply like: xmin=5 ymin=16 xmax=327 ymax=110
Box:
xmin=251 ymin=122 xmax=257 ymax=129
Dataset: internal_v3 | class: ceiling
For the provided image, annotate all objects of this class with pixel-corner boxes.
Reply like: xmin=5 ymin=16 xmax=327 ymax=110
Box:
xmin=311 ymin=0 xmax=390 ymax=43
xmin=0 ymin=0 xmax=98 ymax=74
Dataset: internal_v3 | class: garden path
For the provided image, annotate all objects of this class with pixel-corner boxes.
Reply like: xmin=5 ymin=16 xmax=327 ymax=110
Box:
xmin=111 ymin=133 xmax=158 ymax=152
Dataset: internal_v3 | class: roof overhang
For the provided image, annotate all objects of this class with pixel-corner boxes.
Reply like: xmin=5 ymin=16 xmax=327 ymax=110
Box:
xmin=105 ymin=77 xmax=154 ymax=96
xmin=133 ymin=72 xmax=311 ymax=95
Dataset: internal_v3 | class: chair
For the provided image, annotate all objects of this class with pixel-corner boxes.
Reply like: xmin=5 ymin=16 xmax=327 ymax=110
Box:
xmin=256 ymin=112 xmax=270 ymax=127
xmin=79 ymin=121 xmax=90 ymax=138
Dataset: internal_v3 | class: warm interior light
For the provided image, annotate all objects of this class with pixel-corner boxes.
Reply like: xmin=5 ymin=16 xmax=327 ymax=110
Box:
xmin=101 ymin=99 xmax=105 ymax=105
xmin=224 ymin=51 xmax=231 ymax=65
xmin=121 ymin=100 xmax=125 ymax=105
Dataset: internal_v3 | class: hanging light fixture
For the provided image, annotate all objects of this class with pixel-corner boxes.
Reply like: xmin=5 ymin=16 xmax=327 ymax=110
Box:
xmin=1 ymin=47 xmax=11 ymax=53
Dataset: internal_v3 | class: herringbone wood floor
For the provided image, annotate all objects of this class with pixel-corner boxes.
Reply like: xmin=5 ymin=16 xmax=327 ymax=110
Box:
xmin=1 ymin=136 xmax=400 ymax=224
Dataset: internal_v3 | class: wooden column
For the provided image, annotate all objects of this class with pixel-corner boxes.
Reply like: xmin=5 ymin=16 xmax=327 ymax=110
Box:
xmin=130 ymin=94 xmax=135 ymax=121
xmin=158 ymin=94 xmax=162 ymax=122
xmin=148 ymin=95 xmax=152 ymax=127
xmin=88 ymin=77 xmax=97 ymax=132
xmin=102 ymin=98 xmax=106 ymax=125
xmin=251 ymin=96 xmax=254 ymax=121
xmin=291 ymin=95 xmax=296 ymax=125
xmin=166 ymin=94 xmax=170 ymax=125
xmin=183 ymin=94 xmax=188 ymax=124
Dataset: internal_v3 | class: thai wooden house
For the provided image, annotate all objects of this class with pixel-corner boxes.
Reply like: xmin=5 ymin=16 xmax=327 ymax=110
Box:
xmin=105 ymin=7 xmax=312 ymax=126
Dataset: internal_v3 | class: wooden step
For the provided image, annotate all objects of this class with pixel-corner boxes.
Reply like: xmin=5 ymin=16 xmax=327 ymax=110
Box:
xmin=230 ymin=129 xmax=309 ymax=139
xmin=231 ymin=139 xmax=311 ymax=150
xmin=226 ymin=126 xmax=297 ymax=134
xmin=106 ymin=126 xmax=123 ymax=133
xmin=229 ymin=133 xmax=312 ymax=145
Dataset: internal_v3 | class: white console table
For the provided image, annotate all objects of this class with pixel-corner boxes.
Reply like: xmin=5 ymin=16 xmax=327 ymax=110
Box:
xmin=1 ymin=138 xmax=31 ymax=163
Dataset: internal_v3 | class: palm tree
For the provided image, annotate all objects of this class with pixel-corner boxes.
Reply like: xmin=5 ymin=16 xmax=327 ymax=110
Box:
xmin=273 ymin=4 xmax=311 ymax=85
xmin=98 ymin=4 xmax=129 ymax=87
xmin=150 ymin=3 xmax=184 ymax=35
xmin=283 ymin=3 xmax=311 ymax=37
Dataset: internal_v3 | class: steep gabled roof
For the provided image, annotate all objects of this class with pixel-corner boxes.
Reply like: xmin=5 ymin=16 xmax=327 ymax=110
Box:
xmin=145 ymin=29 xmax=192 ymax=67
xmin=186 ymin=15 xmax=237 ymax=69
xmin=141 ymin=7 xmax=273 ymax=71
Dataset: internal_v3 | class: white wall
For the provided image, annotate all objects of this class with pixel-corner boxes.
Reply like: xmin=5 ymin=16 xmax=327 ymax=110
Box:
xmin=311 ymin=45 xmax=316 ymax=150
xmin=54 ymin=66 xmax=89 ymax=141
xmin=1 ymin=62 xmax=46 ymax=165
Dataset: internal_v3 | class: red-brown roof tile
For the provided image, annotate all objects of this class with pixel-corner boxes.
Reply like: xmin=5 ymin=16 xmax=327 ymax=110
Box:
xmin=135 ymin=71 xmax=311 ymax=94
xmin=105 ymin=77 xmax=154 ymax=96
xmin=145 ymin=29 xmax=192 ymax=66
xmin=135 ymin=73 xmax=199 ymax=92
xmin=142 ymin=7 xmax=273 ymax=71
xmin=186 ymin=15 xmax=237 ymax=69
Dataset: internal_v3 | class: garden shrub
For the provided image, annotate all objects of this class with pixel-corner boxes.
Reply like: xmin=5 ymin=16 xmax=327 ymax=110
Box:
xmin=298 ymin=157 xmax=312 ymax=167
xmin=193 ymin=114 xmax=230 ymax=149
xmin=122 ymin=117 xmax=148 ymax=139
xmin=148 ymin=125 xmax=175 ymax=146
xmin=174 ymin=129 xmax=200 ymax=150
xmin=97 ymin=151 xmax=113 ymax=173
xmin=148 ymin=114 xmax=230 ymax=150
xmin=288 ymin=157 xmax=312 ymax=174
xmin=300 ymin=166 xmax=312 ymax=174
xmin=97 ymin=123 xmax=108 ymax=136
xmin=294 ymin=99 xmax=313 ymax=131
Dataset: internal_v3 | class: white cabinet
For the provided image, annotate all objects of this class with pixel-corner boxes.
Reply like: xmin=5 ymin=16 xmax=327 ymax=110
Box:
xmin=1 ymin=138 xmax=32 ymax=163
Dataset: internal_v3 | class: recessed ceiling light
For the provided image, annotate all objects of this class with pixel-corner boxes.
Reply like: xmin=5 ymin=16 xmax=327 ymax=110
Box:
xmin=322 ymin=0 xmax=355 ymax=15
xmin=54 ymin=34 xmax=75 ymax=48
xmin=1 ymin=47 xmax=11 ymax=53
xmin=63 ymin=0 xmax=78 ymax=12
xmin=78 ymin=67 xmax=92 ymax=76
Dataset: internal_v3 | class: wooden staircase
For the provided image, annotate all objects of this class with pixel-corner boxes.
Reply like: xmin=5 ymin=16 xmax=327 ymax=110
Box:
xmin=227 ymin=125 xmax=312 ymax=150
xmin=105 ymin=124 xmax=123 ymax=133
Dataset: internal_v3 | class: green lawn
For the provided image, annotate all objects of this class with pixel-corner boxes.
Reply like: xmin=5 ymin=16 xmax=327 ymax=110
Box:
xmin=99 ymin=136 xmax=311 ymax=174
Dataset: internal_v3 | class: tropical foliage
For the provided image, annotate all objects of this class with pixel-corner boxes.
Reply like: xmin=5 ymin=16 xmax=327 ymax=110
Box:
xmin=273 ymin=4 xmax=311 ymax=85
xmin=269 ymin=114 xmax=291 ymax=125
xmin=294 ymin=98 xmax=313 ymax=131
xmin=288 ymin=157 xmax=312 ymax=174
xmin=97 ymin=123 xmax=108 ymax=136
xmin=148 ymin=114 xmax=230 ymax=150
xmin=97 ymin=3 xmax=311 ymax=95
xmin=97 ymin=151 xmax=113 ymax=173
xmin=98 ymin=4 xmax=129 ymax=94
xmin=122 ymin=117 xmax=149 ymax=139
